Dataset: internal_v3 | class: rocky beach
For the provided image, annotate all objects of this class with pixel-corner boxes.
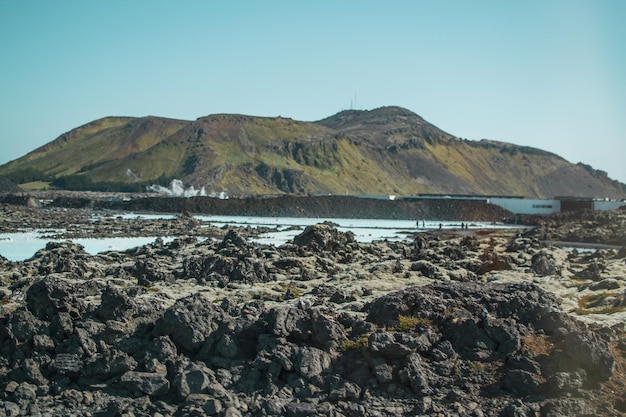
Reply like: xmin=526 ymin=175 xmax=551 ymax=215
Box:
xmin=0 ymin=197 xmax=625 ymax=416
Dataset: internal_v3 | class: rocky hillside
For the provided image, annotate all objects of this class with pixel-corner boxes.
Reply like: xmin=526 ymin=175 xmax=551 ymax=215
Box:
xmin=1 ymin=106 xmax=624 ymax=198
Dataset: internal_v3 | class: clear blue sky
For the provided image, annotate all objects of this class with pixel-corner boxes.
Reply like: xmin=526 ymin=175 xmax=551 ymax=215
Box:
xmin=2 ymin=0 xmax=625 ymax=184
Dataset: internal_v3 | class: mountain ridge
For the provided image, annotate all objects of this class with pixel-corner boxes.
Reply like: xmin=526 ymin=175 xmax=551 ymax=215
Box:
xmin=1 ymin=106 xmax=624 ymax=199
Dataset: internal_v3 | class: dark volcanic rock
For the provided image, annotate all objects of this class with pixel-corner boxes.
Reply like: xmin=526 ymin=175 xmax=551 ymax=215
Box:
xmin=120 ymin=371 xmax=170 ymax=397
xmin=560 ymin=330 xmax=615 ymax=383
xmin=0 ymin=206 xmax=624 ymax=416
xmin=293 ymin=222 xmax=355 ymax=253
xmin=531 ymin=251 xmax=560 ymax=276
xmin=366 ymin=281 xmax=561 ymax=328
xmin=524 ymin=207 xmax=626 ymax=247
xmin=95 ymin=285 xmax=138 ymax=321
xmin=133 ymin=258 xmax=174 ymax=285
xmin=154 ymin=293 xmax=228 ymax=353
xmin=0 ymin=277 xmax=620 ymax=416
xmin=574 ymin=259 xmax=604 ymax=280
xmin=179 ymin=232 xmax=270 ymax=285
xmin=32 ymin=241 xmax=100 ymax=279
xmin=49 ymin=353 xmax=82 ymax=376
xmin=26 ymin=275 xmax=85 ymax=320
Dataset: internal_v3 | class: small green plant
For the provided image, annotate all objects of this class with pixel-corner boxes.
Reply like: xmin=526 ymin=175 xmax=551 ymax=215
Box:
xmin=274 ymin=283 xmax=304 ymax=300
xmin=469 ymin=361 xmax=483 ymax=371
xmin=394 ymin=315 xmax=432 ymax=332
xmin=575 ymin=292 xmax=626 ymax=315
xmin=341 ymin=336 xmax=369 ymax=352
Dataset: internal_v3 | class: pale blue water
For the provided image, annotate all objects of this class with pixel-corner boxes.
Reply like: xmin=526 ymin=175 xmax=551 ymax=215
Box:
xmin=0 ymin=233 xmax=175 ymax=262
xmin=197 ymin=215 xmax=515 ymax=245
xmin=0 ymin=215 xmax=518 ymax=262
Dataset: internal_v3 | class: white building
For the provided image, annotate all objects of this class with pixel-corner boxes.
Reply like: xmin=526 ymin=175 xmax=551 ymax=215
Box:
xmin=487 ymin=198 xmax=560 ymax=215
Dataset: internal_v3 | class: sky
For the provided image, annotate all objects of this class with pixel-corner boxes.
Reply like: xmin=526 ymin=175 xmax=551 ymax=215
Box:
xmin=1 ymin=0 xmax=625 ymax=184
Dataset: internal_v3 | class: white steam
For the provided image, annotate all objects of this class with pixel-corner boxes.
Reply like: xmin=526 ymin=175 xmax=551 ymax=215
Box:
xmin=147 ymin=179 xmax=207 ymax=197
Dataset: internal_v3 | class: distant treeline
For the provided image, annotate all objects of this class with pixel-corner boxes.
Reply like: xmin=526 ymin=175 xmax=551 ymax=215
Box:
xmin=51 ymin=174 xmax=175 ymax=193
xmin=2 ymin=167 xmax=53 ymax=184
xmin=1 ymin=168 xmax=173 ymax=193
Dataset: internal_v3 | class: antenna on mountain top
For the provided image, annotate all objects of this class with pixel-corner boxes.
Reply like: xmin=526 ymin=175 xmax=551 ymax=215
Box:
xmin=349 ymin=92 xmax=358 ymax=110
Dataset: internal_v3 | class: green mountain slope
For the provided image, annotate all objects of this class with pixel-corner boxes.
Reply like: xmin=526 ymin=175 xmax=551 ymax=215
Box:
xmin=1 ymin=106 xmax=624 ymax=198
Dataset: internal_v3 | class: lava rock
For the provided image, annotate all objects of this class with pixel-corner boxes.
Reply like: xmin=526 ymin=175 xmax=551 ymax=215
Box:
xmin=154 ymin=293 xmax=227 ymax=353
xmin=293 ymin=223 xmax=355 ymax=253
xmin=119 ymin=371 xmax=170 ymax=397
xmin=25 ymin=276 xmax=85 ymax=321
xmin=531 ymin=251 xmax=560 ymax=276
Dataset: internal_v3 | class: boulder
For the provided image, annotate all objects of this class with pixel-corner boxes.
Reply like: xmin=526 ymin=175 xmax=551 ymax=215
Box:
xmin=588 ymin=278 xmax=620 ymax=291
xmin=310 ymin=310 xmax=346 ymax=350
xmin=574 ymin=260 xmax=603 ymax=281
xmin=397 ymin=353 xmax=430 ymax=395
xmin=14 ymin=358 xmax=46 ymax=386
xmin=329 ymin=380 xmax=361 ymax=400
xmin=133 ymin=259 xmax=173 ymax=285
xmin=49 ymin=353 xmax=82 ymax=376
xmin=82 ymin=349 xmax=137 ymax=380
xmin=366 ymin=282 xmax=560 ymax=329
xmin=482 ymin=316 xmax=521 ymax=355
xmin=368 ymin=331 xmax=414 ymax=359
xmin=444 ymin=317 xmax=497 ymax=360
xmin=264 ymin=306 xmax=311 ymax=341
xmin=182 ymin=254 xmax=269 ymax=285
xmin=369 ymin=357 xmax=393 ymax=384
xmin=547 ymin=370 xmax=586 ymax=395
xmin=1 ymin=308 xmax=45 ymax=350
xmin=154 ymin=293 xmax=226 ymax=353
xmin=293 ymin=223 xmax=355 ymax=253
xmin=284 ymin=401 xmax=318 ymax=417
xmin=561 ymin=331 xmax=615 ymax=383
xmin=312 ymin=284 xmax=355 ymax=304
xmin=141 ymin=335 xmax=181 ymax=378
xmin=531 ymin=251 xmax=559 ymax=277
xmin=119 ymin=371 xmax=170 ymax=397
xmin=410 ymin=260 xmax=441 ymax=279
xmin=25 ymin=276 xmax=85 ymax=321
xmin=501 ymin=369 xmax=543 ymax=396
xmin=95 ymin=285 xmax=137 ymax=321
xmin=32 ymin=241 xmax=97 ymax=279
xmin=173 ymin=362 xmax=222 ymax=399
xmin=296 ymin=346 xmax=331 ymax=379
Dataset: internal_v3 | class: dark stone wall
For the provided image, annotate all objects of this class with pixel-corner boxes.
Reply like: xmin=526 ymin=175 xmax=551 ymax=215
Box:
xmin=96 ymin=195 xmax=511 ymax=221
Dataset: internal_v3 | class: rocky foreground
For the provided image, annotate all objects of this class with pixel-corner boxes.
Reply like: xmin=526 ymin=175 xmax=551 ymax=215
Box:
xmin=0 ymin=204 xmax=625 ymax=416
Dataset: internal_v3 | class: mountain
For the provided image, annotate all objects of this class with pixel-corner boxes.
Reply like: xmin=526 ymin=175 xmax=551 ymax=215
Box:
xmin=1 ymin=106 xmax=624 ymax=198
